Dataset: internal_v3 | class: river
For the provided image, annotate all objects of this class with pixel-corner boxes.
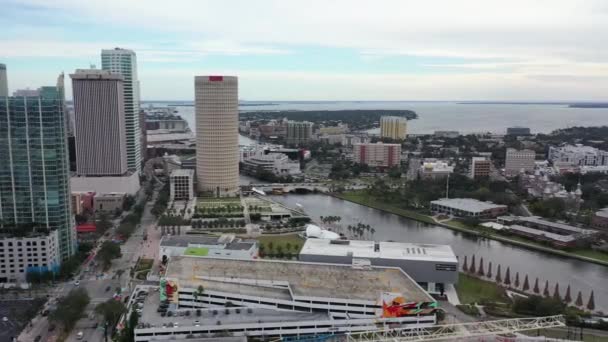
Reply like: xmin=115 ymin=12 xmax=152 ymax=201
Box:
xmin=267 ymin=193 xmax=608 ymax=311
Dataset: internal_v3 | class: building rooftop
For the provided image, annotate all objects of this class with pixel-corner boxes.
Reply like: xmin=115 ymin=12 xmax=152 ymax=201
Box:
xmin=165 ymin=256 xmax=433 ymax=302
xmin=516 ymin=216 xmax=596 ymax=235
xmin=160 ymin=235 xmax=256 ymax=251
xmin=431 ymin=198 xmax=507 ymax=213
xmin=147 ymin=132 xmax=195 ymax=143
xmin=509 ymin=225 xmax=576 ymax=243
xmin=300 ymin=239 xmax=458 ymax=263
xmin=597 ymin=208 xmax=608 ymax=219
xmin=170 ymin=169 xmax=195 ymax=177
xmin=94 ymin=192 xmax=126 ymax=198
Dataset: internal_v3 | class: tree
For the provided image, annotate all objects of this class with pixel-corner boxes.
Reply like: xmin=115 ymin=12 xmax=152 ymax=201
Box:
xmin=504 ymin=267 xmax=511 ymax=286
xmin=49 ymin=288 xmax=90 ymax=332
xmin=469 ymin=255 xmax=476 ymax=274
xmin=119 ymin=308 xmax=139 ymax=342
xmin=462 ymin=255 xmax=468 ymax=272
xmin=98 ymin=241 xmax=122 ymax=269
xmin=564 ymin=285 xmax=572 ymax=303
xmin=587 ymin=291 xmax=595 ymax=311
xmin=487 ymin=262 xmax=492 ymax=278
xmin=514 ymin=272 xmax=520 ymax=289
xmin=575 ymin=291 xmax=584 ymax=307
xmin=477 ymin=257 xmax=485 ymax=277
xmin=543 ymin=281 xmax=550 ymax=297
xmin=95 ymin=299 xmax=126 ymax=325
xmin=495 ymin=265 xmax=502 ymax=283
xmin=122 ymin=195 xmax=136 ymax=211
xmin=553 ymin=283 xmax=561 ymax=300
xmin=523 ymin=275 xmax=530 ymax=292
xmin=533 ymin=278 xmax=540 ymax=294
xmin=513 ymin=295 xmax=565 ymax=317
xmin=96 ymin=211 xmax=113 ymax=234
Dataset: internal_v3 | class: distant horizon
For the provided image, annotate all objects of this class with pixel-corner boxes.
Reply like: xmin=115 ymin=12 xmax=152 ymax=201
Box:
xmin=138 ymin=100 xmax=608 ymax=103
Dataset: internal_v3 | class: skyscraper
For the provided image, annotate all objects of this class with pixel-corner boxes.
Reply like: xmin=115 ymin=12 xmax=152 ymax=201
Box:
xmin=71 ymin=69 xmax=128 ymax=176
xmin=380 ymin=116 xmax=408 ymax=140
xmin=0 ymin=81 xmax=75 ymax=259
xmin=101 ymin=48 xmax=142 ymax=172
xmin=286 ymin=121 xmax=313 ymax=146
xmin=0 ymin=63 xmax=8 ymax=98
xmin=195 ymin=76 xmax=239 ymax=197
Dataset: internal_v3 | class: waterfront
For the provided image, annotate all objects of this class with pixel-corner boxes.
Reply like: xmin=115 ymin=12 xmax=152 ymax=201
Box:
xmin=144 ymin=101 xmax=608 ymax=135
xmin=269 ymin=193 xmax=608 ymax=311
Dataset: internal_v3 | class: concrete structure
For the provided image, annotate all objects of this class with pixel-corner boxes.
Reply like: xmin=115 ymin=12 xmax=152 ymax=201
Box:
xmin=470 ymin=157 xmax=491 ymax=179
xmin=505 ymin=148 xmax=535 ymax=177
xmin=430 ymin=198 xmax=508 ymax=218
xmin=169 ymin=169 xmax=194 ymax=201
xmin=71 ymin=191 xmax=95 ymax=215
xmin=299 ymin=239 xmax=458 ymax=294
xmin=0 ymin=63 xmax=7 ymax=97
xmin=548 ymin=144 xmax=608 ymax=167
xmin=0 ymin=230 xmax=61 ymax=283
xmin=506 ymin=127 xmax=531 ymax=136
xmin=102 ymin=48 xmax=142 ymax=172
xmin=159 ymin=235 xmax=258 ymax=261
xmin=287 ymin=121 xmax=313 ymax=146
xmin=195 ymin=76 xmax=239 ymax=197
xmin=353 ymin=142 xmax=401 ymax=168
xmin=94 ymin=192 xmax=125 ymax=213
xmin=498 ymin=216 xmax=599 ymax=248
xmin=70 ymin=69 xmax=128 ymax=176
xmin=0 ymin=85 xmax=76 ymax=259
xmin=241 ymin=153 xmax=301 ymax=177
xmin=434 ymin=131 xmax=459 ymax=139
xmin=70 ymin=172 xmax=140 ymax=195
xmin=592 ymin=208 xmax=608 ymax=231
xmin=380 ymin=116 xmax=407 ymax=140
xmin=419 ymin=159 xmax=454 ymax=180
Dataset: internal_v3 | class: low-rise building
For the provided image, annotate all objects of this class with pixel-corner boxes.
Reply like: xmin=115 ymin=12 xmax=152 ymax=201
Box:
xmin=94 ymin=192 xmax=125 ymax=213
xmin=169 ymin=169 xmax=194 ymax=201
xmin=430 ymin=198 xmax=508 ymax=218
xmin=71 ymin=191 xmax=95 ymax=215
xmin=70 ymin=171 xmax=140 ymax=195
xmin=159 ymin=235 xmax=258 ymax=261
xmin=498 ymin=216 xmax=599 ymax=248
xmin=299 ymin=239 xmax=457 ymax=294
xmin=319 ymin=124 xmax=349 ymax=135
xmin=353 ymin=142 xmax=401 ymax=169
xmin=418 ymin=159 xmax=454 ymax=180
xmin=434 ymin=131 xmax=459 ymax=139
xmin=0 ymin=229 xmax=61 ymax=283
xmin=505 ymin=148 xmax=535 ymax=177
xmin=470 ymin=157 xmax=491 ymax=178
xmin=241 ymin=153 xmax=301 ymax=177
xmin=592 ymin=208 xmax=608 ymax=231
xmin=506 ymin=127 xmax=531 ymax=136
xmin=549 ymin=144 xmax=608 ymax=167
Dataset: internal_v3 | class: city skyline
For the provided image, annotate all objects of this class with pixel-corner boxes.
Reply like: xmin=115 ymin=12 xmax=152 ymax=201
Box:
xmin=2 ymin=0 xmax=608 ymax=101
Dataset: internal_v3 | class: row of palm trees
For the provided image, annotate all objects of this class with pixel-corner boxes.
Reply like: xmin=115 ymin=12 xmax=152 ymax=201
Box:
xmin=318 ymin=216 xmax=377 ymax=240
xmin=462 ymin=255 xmax=596 ymax=311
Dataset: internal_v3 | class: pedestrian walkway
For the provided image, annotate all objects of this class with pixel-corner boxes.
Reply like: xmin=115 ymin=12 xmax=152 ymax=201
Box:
xmin=445 ymin=283 xmax=461 ymax=305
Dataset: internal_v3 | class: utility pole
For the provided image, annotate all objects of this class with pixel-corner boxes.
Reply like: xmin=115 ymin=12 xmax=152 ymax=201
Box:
xmin=445 ymin=173 xmax=450 ymax=199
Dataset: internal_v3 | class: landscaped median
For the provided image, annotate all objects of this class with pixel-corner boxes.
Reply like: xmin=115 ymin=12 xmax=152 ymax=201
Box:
xmin=332 ymin=191 xmax=608 ymax=267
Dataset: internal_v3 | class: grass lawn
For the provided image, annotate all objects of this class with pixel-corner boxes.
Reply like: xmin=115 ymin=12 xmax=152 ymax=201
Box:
xmin=456 ymin=273 xmax=510 ymax=304
xmin=135 ymin=258 xmax=154 ymax=272
xmin=335 ymin=191 xmax=436 ymax=224
xmin=257 ymin=234 xmax=305 ymax=253
xmin=184 ymin=247 xmax=210 ymax=256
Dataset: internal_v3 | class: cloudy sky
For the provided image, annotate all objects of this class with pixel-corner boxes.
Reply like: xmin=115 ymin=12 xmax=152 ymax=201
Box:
xmin=2 ymin=0 xmax=607 ymax=100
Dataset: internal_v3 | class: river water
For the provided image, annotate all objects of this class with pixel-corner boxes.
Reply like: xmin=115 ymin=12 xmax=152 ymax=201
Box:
xmin=267 ymin=193 xmax=608 ymax=311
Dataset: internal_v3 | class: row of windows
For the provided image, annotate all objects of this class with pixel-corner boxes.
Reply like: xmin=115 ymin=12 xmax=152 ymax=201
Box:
xmin=0 ymin=240 xmax=46 ymax=247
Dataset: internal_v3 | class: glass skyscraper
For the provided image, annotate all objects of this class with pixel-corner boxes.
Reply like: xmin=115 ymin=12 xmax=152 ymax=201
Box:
xmin=0 ymin=82 xmax=76 ymax=260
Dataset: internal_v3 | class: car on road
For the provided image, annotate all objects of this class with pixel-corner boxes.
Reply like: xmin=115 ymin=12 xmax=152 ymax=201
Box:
xmin=105 ymin=286 xmax=111 ymax=292
xmin=74 ymin=280 xmax=80 ymax=286
xmin=77 ymin=331 xmax=84 ymax=340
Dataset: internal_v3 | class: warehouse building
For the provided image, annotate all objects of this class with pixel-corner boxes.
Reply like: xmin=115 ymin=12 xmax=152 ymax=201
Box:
xmin=430 ymin=198 xmax=508 ymax=218
xmin=159 ymin=235 xmax=258 ymax=262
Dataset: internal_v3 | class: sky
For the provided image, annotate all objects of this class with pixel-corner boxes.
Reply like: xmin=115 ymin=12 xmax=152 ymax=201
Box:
xmin=1 ymin=0 xmax=608 ymax=101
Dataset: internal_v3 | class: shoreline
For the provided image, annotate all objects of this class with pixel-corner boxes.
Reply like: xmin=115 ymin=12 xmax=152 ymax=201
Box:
xmin=329 ymin=192 xmax=608 ymax=267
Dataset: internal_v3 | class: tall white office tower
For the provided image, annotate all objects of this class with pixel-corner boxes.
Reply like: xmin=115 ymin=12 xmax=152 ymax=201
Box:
xmin=101 ymin=48 xmax=142 ymax=172
xmin=0 ymin=63 xmax=8 ymax=98
xmin=195 ymin=76 xmax=239 ymax=197
xmin=71 ymin=69 xmax=128 ymax=176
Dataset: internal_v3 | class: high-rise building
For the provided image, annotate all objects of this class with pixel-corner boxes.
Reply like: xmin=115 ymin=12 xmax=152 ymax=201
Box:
xmin=0 ymin=82 xmax=75 ymax=260
xmin=470 ymin=157 xmax=491 ymax=178
xmin=101 ymin=48 xmax=142 ymax=172
xmin=505 ymin=148 xmax=536 ymax=177
xmin=0 ymin=63 xmax=8 ymax=98
xmin=286 ymin=121 xmax=313 ymax=146
xmin=71 ymin=69 xmax=128 ymax=176
xmin=353 ymin=142 xmax=401 ymax=168
xmin=380 ymin=116 xmax=407 ymax=140
xmin=195 ymin=76 xmax=239 ymax=197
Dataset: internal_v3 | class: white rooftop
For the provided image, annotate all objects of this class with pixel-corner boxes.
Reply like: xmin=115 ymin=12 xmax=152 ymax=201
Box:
xmin=170 ymin=169 xmax=194 ymax=177
xmin=300 ymin=239 xmax=458 ymax=263
xmin=597 ymin=208 xmax=608 ymax=218
xmin=431 ymin=198 xmax=507 ymax=213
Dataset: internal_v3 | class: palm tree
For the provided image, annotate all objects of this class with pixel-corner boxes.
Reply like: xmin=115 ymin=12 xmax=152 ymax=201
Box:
xmin=575 ymin=291 xmax=584 ymax=307
xmin=523 ymin=275 xmax=530 ymax=292
xmin=587 ymin=291 xmax=595 ymax=311
xmin=504 ymin=267 xmax=511 ymax=286
xmin=462 ymin=255 xmax=468 ymax=272
xmin=564 ymin=285 xmax=572 ymax=303
xmin=477 ymin=257 xmax=485 ymax=277
xmin=495 ymin=265 xmax=502 ymax=283
xmin=533 ymin=278 xmax=540 ymax=294
xmin=470 ymin=255 xmax=476 ymax=274
xmin=553 ymin=283 xmax=561 ymax=300
xmin=514 ymin=272 xmax=520 ymax=289
xmin=487 ymin=262 xmax=493 ymax=278
xmin=543 ymin=280 xmax=550 ymax=297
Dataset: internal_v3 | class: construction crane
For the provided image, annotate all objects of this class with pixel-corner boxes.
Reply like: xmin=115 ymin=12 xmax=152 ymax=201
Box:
xmin=345 ymin=315 xmax=566 ymax=342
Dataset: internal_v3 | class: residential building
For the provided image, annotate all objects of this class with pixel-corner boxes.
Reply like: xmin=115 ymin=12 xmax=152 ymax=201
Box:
xmin=133 ymin=256 xmax=437 ymax=341
xmin=470 ymin=157 xmax=491 ymax=178
xmin=505 ymin=148 xmax=535 ymax=177
xmin=70 ymin=172 xmax=140 ymax=195
xmin=299 ymin=239 xmax=458 ymax=294
xmin=169 ymin=169 xmax=194 ymax=201
xmin=101 ymin=48 xmax=142 ymax=172
xmin=380 ymin=116 xmax=407 ymax=139
xmin=159 ymin=235 xmax=258 ymax=261
xmin=94 ymin=192 xmax=125 ymax=213
xmin=0 ymin=63 xmax=7 ymax=97
xmin=434 ymin=131 xmax=459 ymax=139
xmin=592 ymin=208 xmax=608 ymax=231
xmin=353 ymin=142 xmax=401 ymax=168
xmin=287 ymin=121 xmax=313 ymax=146
xmin=548 ymin=144 xmax=608 ymax=167
xmin=241 ymin=153 xmax=301 ymax=177
xmin=0 ymin=230 xmax=61 ymax=283
xmin=430 ymin=198 xmax=508 ymax=218
xmin=342 ymin=134 xmax=368 ymax=146
xmin=498 ymin=216 xmax=598 ymax=248
xmin=0 ymin=84 xmax=75 ymax=259
xmin=71 ymin=69 xmax=128 ymax=176
xmin=506 ymin=127 xmax=531 ymax=136
xmin=419 ymin=159 xmax=454 ymax=180
xmin=318 ymin=123 xmax=349 ymax=135
xmin=195 ymin=76 xmax=239 ymax=197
